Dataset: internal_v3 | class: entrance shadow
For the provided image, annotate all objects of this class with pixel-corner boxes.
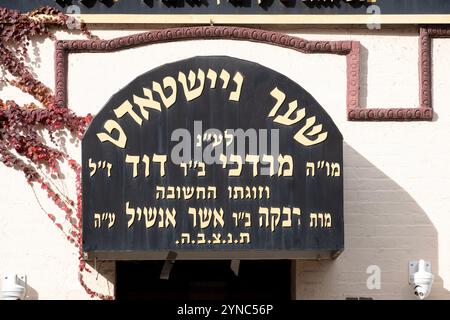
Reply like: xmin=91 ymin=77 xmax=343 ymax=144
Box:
xmin=115 ymin=260 xmax=292 ymax=300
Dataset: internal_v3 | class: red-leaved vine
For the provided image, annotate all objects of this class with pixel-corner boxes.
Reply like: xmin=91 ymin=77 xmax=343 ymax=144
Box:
xmin=0 ymin=7 xmax=112 ymax=299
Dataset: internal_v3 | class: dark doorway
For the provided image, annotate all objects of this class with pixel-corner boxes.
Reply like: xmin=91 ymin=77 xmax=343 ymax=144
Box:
xmin=116 ymin=260 xmax=292 ymax=300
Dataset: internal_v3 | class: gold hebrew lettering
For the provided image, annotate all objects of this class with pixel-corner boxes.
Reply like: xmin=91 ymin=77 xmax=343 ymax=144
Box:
xmin=197 ymin=233 xmax=206 ymax=244
xmin=324 ymin=213 xmax=332 ymax=227
xmin=125 ymin=154 xmax=140 ymax=178
xmin=233 ymin=186 xmax=244 ymax=199
xmin=270 ymin=207 xmax=281 ymax=232
xmin=325 ymin=162 xmax=330 ymax=176
xmin=310 ymin=213 xmax=318 ymax=228
xmin=180 ymin=233 xmax=190 ymax=244
xmin=224 ymin=130 xmax=233 ymax=147
xmin=219 ymin=153 xmax=228 ymax=169
xmin=261 ymin=155 xmax=275 ymax=177
xmin=278 ymin=154 xmax=293 ymax=177
xmin=196 ymin=186 xmax=206 ymax=200
xmin=196 ymin=161 xmax=206 ymax=177
xmin=212 ymin=233 xmax=221 ymax=244
xmin=132 ymin=88 xmax=161 ymax=120
xmin=199 ymin=208 xmax=212 ymax=229
xmin=89 ymin=158 xmax=97 ymax=177
xmin=164 ymin=208 xmax=176 ymax=228
xmin=213 ymin=208 xmax=224 ymax=228
xmin=156 ymin=186 xmax=165 ymax=199
xmin=306 ymin=162 xmax=315 ymax=176
xmin=274 ymin=100 xmax=306 ymax=126
xmin=152 ymin=76 xmax=177 ymax=109
xmin=180 ymin=162 xmax=188 ymax=176
xmin=331 ymin=163 xmax=341 ymax=177
xmin=229 ymin=154 xmax=243 ymax=176
xmin=206 ymin=69 xmax=217 ymax=88
xmin=232 ymin=212 xmax=239 ymax=227
xmin=269 ymin=87 xmax=307 ymax=126
xmin=245 ymin=186 xmax=252 ymax=199
xmin=94 ymin=213 xmax=101 ymax=228
xmin=281 ymin=207 xmax=291 ymax=228
xmin=178 ymin=69 xmax=205 ymax=101
xmin=142 ymin=154 xmax=150 ymax=177
xmin=212 ymin=134 xmax=222 ymax=148
xmin=106 ymin=163 xmax=112 ymax=177
xmin=293 ymin=208 xmax=301 ymax=225
xmin=188 ymin=207 xmax=197 ymax=228
xmin=182 ymin=186 xmax=195 ymax=200
xmin=106 ymin=212 xmax=114 ymax=228
xmin=157 ymin=208 xmax=165 ymax=228
xmin=114 ymin=100 xmax=142 ymax=125
xmin=136 ymin=207 xmax=142 ymax=221
xmin=259 ymin=207 xmax=269 ymax=227
xmin=207 ymin=186 xmax=217 ymax=199
xmin=239 ymin=232 xmax=250 ymax=244
xmin=229 ymin=72 xmax=243 ymax=102
xmin=268 ymin=87 xmax=285 ymax=117
xmin=152 ymin=154 xmax=167 ymax=177
xmin=96 ymin=120 xmax=127 ymax=149
xmin=219 ymin=69 xmax=230 ymax=89
xmin=143 ymin=207 xmax=157 ymax=228
xmin=245 ymin=154 xmax=259 ymax=177
xmin=244 ymin=212 xmax=251 ymax=227
xmin=167 ymin=186 xmax=175 ymax=199
xmin=294 ymin=116 xmax=328 ymax=146
xmin=258 ymin=186 xmax=270 ymax=199
xmin=126 ymin=202 xmax=135 ymax=228
xmin=318 ymin=213 xmax=324 ymax=227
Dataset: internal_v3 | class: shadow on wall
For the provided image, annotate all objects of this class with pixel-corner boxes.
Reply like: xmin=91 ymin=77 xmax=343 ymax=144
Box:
xmin=296 ymin=142 xmax=448 ymax=300
xmin=24 ymin=283 xmax=39 ymax=300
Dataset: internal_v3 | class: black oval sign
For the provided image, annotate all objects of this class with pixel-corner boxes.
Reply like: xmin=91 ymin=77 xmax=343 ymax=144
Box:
xmin=82 ymin=56 xmax=344 ymax=256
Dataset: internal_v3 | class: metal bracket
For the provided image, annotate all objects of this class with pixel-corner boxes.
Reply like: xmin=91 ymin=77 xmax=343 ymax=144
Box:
xmin=230 ymin=259 xmax=240 ymax=276
xmin=409 ymin=260 xmax=432 ymax=285
xmin=160 ymin=251 xmax=178 ymax=280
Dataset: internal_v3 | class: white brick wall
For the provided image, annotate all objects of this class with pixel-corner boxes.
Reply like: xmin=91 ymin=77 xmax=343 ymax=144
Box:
xmin=0 ymin=26 xmax=449 ymax=299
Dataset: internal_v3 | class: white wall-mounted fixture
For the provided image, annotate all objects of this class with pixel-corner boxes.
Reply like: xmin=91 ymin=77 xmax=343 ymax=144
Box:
xmin=0 ymin=274 xmax=27 ymax=300
xmin=409 ymin=260 xmax=434 ymax=300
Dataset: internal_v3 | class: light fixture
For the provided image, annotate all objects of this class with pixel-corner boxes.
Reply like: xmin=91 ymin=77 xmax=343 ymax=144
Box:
xmin=409 ymin=260 xmax=434 ymax=300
